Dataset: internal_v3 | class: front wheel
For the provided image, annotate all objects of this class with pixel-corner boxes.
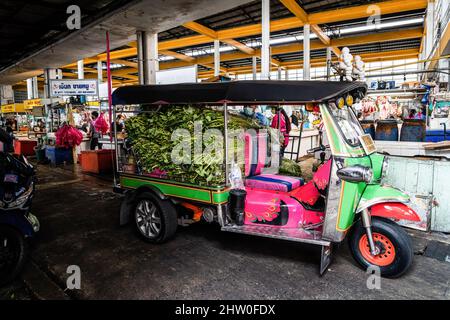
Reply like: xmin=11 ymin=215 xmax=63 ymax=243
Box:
xmin=0 ymin=225 xmax=29 ymax=286
xmin=349 ymin=217 xmax=413 ymax=278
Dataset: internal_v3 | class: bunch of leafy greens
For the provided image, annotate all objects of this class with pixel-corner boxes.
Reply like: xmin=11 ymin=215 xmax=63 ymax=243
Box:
xmin=125 ymin=106 xmax=261 ymax=186
xmin=279 ymin=158 xmax=302 ymax=177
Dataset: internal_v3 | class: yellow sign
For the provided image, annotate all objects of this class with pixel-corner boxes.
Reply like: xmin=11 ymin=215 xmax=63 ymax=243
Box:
xmin=1 ymin=103 xmax=26 ymax=113
xmin=86 ymin=101 xmax=100 ymax=106
xmin=24 ymin=99 xmax=42 ymax=109
xmin=1 ymin=104 xmax=15 ymax=113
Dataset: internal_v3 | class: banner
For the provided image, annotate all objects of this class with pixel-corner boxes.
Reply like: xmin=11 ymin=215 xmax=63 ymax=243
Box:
xmin=50 ymin=79 xmax=98 ymax=96
xmin=24 ymin=98 xmax=42 ymax=109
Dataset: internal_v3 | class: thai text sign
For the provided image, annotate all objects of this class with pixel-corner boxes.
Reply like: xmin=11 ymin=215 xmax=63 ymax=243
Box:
xmin=50 ymin=79 xmax=98 ymax=96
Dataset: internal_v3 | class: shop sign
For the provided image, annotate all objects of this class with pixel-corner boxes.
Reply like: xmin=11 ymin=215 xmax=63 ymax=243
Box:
xmin=1 ymin=103 xmax=15 ymax=113
xmin=86 ymin=101 xmax=100 ymax=106
xmin=50 ymin=79 xmax=98 ymax=96
xmin=24 ymin=99 xmax=42 ymax=109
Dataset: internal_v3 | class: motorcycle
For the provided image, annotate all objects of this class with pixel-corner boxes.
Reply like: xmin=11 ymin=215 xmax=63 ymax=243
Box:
xmin=0 ymin=128 xmax=39 ymax=286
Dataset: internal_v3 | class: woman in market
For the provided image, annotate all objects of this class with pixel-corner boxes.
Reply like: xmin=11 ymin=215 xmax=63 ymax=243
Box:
xmin=88 ymin=111 xmax=102 ymax=150
xmin=271 ymin=106 xmax=291 ymax=159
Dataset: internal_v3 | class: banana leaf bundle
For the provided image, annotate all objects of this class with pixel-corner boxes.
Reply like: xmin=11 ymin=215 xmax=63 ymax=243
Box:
xmin=125 ymin=106 xmax=261 ymax=186
xmin=279 ymin=158 xmax=302 ymax=177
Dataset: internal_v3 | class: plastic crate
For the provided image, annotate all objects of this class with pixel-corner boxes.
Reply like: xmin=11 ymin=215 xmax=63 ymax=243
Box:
xmin=81 ymin=149 xmax=115 ymax=174
xmin=45 ymin=146 xmax=73 ymax=165
xmin=14 ymin=140 xmax=37 ymax=156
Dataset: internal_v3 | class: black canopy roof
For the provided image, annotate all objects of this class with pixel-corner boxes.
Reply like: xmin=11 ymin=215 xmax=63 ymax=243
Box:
xmin=112 ymin=80 xmax=367 ymax=105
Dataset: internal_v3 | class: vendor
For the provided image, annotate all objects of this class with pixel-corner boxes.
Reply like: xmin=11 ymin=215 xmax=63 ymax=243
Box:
xmin=88 ymin=111 xmax=102 ymax=150
xmin=271 ymin=107 xmax=291 ymax=158
xmin=112 ymin=114 xmax=125 ymax=133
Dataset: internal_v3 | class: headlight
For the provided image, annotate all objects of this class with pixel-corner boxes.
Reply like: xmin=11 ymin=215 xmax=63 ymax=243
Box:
xmin=337 ymin=165 xmax=373 ymax=183
xmin=345 ymin=94 xmax=354 ymax=107
xmin=7 ymin=187 xmax=33 ymax=209
xmin=336 ymin=97 xmax=345 ymax=109
xmin=381 ymin=156 xmax=389 ymax=180
xmin=26 ymin=213 xmax=40 ymax=233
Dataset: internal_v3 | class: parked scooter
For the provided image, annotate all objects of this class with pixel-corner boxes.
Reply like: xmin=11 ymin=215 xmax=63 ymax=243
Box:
xmin=0 ymin=128 xmax=39 ymax=286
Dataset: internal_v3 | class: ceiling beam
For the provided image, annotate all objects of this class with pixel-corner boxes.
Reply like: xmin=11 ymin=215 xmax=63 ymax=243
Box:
xmin=197 ymin=48 xmax=419 ymax=77
xmin=183 ymin=21 xmax=218 ymax=39
xmin=183 ymin=21 xmax=256 ymax=55
xmin=111 ymin=59 xmax=138 ymax=68
xmin=60 ymin=1 xmax=425 ymax=72
xmin=160 ymin=50 xmax=196 ymax=62
xmin=159 ymin=0 xmax=427 ymax=50
xmin=157 ymin=28 xmax=422 ymax=70
xmin=280 ymin=0 xmax=341 ymax=57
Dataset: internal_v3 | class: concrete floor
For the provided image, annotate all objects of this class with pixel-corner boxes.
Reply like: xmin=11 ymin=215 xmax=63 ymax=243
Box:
xmin=2 ymin=164 xmax=450 ymax=300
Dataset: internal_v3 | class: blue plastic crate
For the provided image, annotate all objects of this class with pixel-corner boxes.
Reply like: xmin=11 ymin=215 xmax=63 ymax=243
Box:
xmin=45 ymin=146 xmax=73 ymax=165
xmin=425 ymin=130 xmax=450 ymax=142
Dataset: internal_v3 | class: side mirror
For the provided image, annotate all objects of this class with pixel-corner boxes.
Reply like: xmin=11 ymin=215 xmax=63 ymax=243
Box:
xmin=337 ymin=165 xmax=373 ymax=183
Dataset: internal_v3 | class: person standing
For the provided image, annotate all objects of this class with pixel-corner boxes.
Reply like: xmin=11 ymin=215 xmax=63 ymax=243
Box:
xmin=89 ymin=111 xmax=102 ymax=150
xmin=271 ymin=107 xmax=291 ymax=160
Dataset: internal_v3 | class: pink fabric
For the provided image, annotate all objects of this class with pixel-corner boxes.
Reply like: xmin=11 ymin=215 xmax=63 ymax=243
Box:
xmin=290 ymin=160 xmax=332 ymax=205
xmin=255 ymin=131 xmax=267 ymax=175
xmin=244 ymin=132 xmax=252 ymax=177
xmin=290 ymin=181 xmax=321 ymax=205
xmin=244 ymin=188 xmax=324 ymax=228
xmin=245 ymin=174 xmax=303 ymax=192
xmin=313 ymin=159 xmax=331 ymax=190
xmin=271 ymin=113 xmax=289 ymax=147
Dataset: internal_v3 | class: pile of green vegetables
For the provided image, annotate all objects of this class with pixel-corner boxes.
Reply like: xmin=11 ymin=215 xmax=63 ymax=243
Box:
xmin=125 ymin=106 xmax=261 ymax=186
xmin=279 ymin=158 xmax=302 ymax=177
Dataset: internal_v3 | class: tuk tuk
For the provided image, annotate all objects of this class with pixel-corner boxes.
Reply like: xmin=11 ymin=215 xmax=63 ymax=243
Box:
xmin=112 ymin=81 xmax=420 ymax=277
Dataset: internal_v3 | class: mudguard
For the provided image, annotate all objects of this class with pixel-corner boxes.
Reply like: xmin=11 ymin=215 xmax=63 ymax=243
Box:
xmin=356 ymin=184 xmax=409 ymax=213
xmin=370 ymin=202 xmax=420 ymax=222
xmin=0 ymin=210 xmax=35 ymax=237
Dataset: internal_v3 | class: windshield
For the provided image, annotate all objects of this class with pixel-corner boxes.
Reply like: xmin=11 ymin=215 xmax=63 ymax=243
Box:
xmin=327 ymin=102 xmax=364 ymax=146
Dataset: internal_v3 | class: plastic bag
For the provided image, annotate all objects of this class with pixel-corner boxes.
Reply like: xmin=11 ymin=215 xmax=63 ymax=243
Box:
xmin=228 ymin=162 xmax=244 ymax=189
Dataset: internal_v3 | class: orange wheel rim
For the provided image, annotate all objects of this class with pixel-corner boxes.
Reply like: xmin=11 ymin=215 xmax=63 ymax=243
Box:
xmin=358 ymin=232 xmax=396 ymax=267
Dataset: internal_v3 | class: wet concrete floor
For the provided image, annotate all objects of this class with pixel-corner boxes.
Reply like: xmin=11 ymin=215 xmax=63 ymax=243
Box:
xmin=2 ymin=164 xmax=450 ymax=300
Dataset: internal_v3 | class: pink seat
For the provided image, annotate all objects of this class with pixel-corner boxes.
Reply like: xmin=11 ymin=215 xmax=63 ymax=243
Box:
xmin=245 ymin=174 xmax=304 ymax=192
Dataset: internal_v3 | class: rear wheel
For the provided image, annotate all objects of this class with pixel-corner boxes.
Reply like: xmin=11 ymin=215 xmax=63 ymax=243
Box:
xmin=0 ymin=225 xmax=29 ymax=286
xmin=349 ymin=217 xmax=413 ymax=278
xmin=133 ymin=192 xmax=178 ymax=243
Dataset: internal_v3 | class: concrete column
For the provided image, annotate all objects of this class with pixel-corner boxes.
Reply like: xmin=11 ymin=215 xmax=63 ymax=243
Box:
xmin=97 ymin=61 xmax=103 ymax=83
xmin=136 ymin=31 xmax=145 ymax=85
xmin=260 ymin=0 xmax=270 ymax=80
xmin=448 ymin=58 xmax=450 ymax=92
xmin=136 ymin=31 xmax=159 ymax=84
xmin=43 ymin=69 xmax=50 ymax=99
xmin=26 ymin=79 xmax=33 ymax=99
xmin=277 ymin=66 xmax=282 ymax=80
xmin=326 ymin=47 xmax=332 ymax=80
xmin=0 ymin=85 xmax=13 ymax=105
xmin=285 ymin=69 xmax=288 ymax=80
xmin=77 ymin=60 xmax=84 ymax=79
xmin=214 ymin=39 xmax=220 ymax=77
xmin=145 ymin=32 xmax=159 ymax=85
xmin=26 ymin=78 xmax=39 ymax=99
xmin=252 ymin=56 xmax=257 ymax=80
xmin=425 ymin=0 xmax=435 ymax=60
xmin=303 ymin=24 xmax=311 ymax=80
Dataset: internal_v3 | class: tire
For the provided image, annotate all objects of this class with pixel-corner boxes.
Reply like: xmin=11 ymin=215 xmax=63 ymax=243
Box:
xmin=0 ymin=225 xmax=29 ymax=286
xmin=348 ymin=217 xmax=413 ymax=278
xmin=133 ymin=192 xmax=177 ymax=243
